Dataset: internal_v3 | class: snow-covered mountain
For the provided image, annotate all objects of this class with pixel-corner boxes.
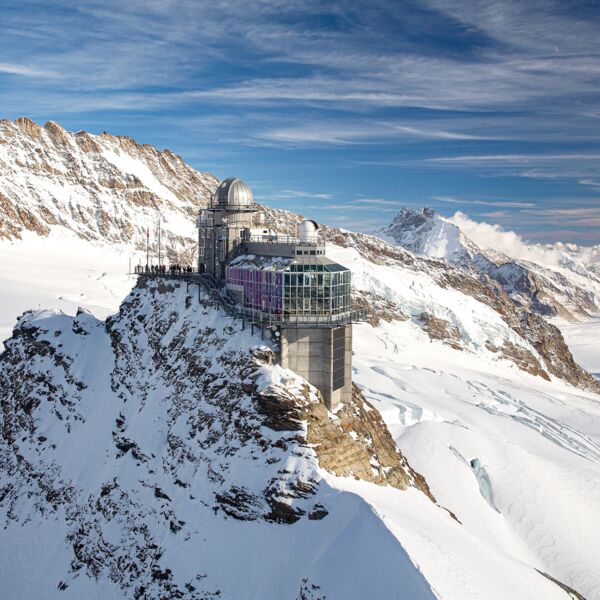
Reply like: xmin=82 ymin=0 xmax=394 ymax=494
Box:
xmin=1 ymin=118 xmax=600 ymax=599
xmin=0 ymin=117 xmax=217 ymax=257
xmin=0 ymin=280 xmax=438 ymax=599
xmin=2 ymin=278 xmax=598 ymax=600
xmin=382 ymin=207 xmax=600 ymax=320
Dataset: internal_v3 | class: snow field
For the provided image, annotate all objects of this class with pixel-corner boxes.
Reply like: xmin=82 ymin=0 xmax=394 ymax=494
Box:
xmin=348 ymin=319 xmax=600 ymax=599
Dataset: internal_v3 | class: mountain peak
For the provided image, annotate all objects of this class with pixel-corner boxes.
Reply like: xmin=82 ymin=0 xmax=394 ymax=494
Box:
xmin=382 ymin=206 xmax=464 ymax=260
xmin=13 ymin=116 xmax=44 ymax=136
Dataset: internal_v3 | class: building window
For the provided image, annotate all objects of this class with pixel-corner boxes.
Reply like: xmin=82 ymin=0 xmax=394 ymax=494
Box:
xmin=227 ymin=262 xmax=351 ymax=321
xmin=332 ymin=327 xmax=345 ymax=390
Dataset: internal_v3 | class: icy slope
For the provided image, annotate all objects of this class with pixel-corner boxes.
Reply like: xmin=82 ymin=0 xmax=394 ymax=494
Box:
xmin=557 ymin=315 xmax=600 ymax=379
xmin=351 ymin=318 xmax=600 ymax=600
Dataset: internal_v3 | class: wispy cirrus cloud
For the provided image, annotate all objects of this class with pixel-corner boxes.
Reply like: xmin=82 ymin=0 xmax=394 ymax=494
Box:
xmin=432 ymin=195 xmax=536 ymax=208
xmin=0 ymin=62 xmax=57 ymax=77
xmin=256 ymin=120 xmax=489 ymax=145
xmin=427 ymin=153 xmax=600 ymax=164
xmin=275 ymin=189 xmax=335 ymax=200
xmin=579 ymin=179 xmax=600 ymax=189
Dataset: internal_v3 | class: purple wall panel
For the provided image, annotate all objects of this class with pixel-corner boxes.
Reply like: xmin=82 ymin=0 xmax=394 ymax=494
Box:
xmin=226 ymin=267 xmax=283 ymax=314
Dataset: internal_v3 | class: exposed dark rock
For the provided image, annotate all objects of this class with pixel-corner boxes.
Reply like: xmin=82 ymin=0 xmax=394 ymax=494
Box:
xmin=418 ymin=312 xmax=463 ymax=350
xmin=536 ymin=570 xmax=588 ymax=600
xmin=308 ymin=504 xmax=329 ymax=520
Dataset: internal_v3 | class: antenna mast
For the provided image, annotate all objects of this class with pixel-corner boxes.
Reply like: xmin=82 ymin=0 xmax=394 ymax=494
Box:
xmin=157 ymin=213 xmax=162 ymax=266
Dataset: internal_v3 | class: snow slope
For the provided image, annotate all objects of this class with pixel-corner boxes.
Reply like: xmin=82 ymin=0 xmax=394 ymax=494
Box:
xmin=555 ymin=315 xmax=600 ymax=379
xmin=351 ymin=318 xmax=600 ymax=599
xmin=0 ymin=229 xmax=137 ymax=348
xmin=0 ymin=219 xmax=598 ymax=598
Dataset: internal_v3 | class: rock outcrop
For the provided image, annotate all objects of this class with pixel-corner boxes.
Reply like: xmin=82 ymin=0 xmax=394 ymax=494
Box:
xmin=304 ymin=384 xmax=435 ymax=500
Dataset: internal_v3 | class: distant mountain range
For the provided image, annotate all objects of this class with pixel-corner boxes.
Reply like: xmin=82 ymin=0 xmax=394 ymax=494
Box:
xmin=382 ymin=206 xmax=600 ymax=320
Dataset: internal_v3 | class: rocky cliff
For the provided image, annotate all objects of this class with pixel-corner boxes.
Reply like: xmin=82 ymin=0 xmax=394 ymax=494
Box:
xmin=0 ymin=278 xmax=436 ymax=598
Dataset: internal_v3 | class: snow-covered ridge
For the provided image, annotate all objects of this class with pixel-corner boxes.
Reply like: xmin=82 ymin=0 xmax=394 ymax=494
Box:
xmin=0 ymin=117 xmax=218 ymax=258
xmin=0 ymin=277 xmax=439 ymax=599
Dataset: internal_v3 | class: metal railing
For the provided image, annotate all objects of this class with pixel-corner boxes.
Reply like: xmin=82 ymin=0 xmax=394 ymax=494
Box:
xmin=131 ymin=268 xmax=366 ymax=329
xmin=242 ymin=234 xmax=321 ymax=247
xmin=234 ymin=306 xmax=366 ymax=328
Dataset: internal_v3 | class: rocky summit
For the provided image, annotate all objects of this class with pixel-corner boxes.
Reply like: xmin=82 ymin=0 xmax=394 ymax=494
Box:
xmin=383 ymin=206 xmax=600 ymax=320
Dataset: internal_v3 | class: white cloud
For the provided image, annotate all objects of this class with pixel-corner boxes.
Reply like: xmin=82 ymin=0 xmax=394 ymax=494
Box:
xmin=447 ymin=211 xmax=567 ymax=266
xmin=0 ymin=62 xmax=57 ymax=77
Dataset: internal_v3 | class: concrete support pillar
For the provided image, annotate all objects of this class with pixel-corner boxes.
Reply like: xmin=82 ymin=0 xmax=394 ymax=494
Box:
xmin=280 ymin=324 xmax=352 ymax=411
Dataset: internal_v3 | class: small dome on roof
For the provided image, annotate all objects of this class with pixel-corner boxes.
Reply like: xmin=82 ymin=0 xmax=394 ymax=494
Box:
xmin=299 ymin=219 xmax=319 ymax=242
xmin=214 ymin=177 xmax=253 ymax=207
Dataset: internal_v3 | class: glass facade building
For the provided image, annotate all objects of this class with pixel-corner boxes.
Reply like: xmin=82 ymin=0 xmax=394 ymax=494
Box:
xmin=226 ymin=260 xmax=351 ymax=322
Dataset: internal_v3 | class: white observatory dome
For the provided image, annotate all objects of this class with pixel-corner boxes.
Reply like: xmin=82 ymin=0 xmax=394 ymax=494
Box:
xmin=214 ymin=177 xmax=253 ymax=207
xmin=299 ymin=219 xmax=319 ymax=242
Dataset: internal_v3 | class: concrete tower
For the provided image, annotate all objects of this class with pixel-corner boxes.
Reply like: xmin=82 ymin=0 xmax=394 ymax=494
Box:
xmin=197 ymin=177 xmax=257 ymax=282
xmin=197 ymin=178 xmax=361 ymax=410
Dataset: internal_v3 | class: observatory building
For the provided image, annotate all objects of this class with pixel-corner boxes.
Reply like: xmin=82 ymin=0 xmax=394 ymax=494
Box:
xmin=197 ymin=177 xmax=358 ymax=409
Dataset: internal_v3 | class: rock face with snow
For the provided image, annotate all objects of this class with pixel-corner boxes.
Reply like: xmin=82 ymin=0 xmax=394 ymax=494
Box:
xmin=383 ymin=207 xmax=600 ymax=320
xmin=0 ymin=117 xmax=218 ymax=259
xmin=0 ymin=278 xmax=436 ymax=599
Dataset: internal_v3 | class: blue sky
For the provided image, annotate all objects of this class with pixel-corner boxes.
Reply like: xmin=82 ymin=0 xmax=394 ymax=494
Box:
xmin=1 ymin=0 xmax=600 ymax=243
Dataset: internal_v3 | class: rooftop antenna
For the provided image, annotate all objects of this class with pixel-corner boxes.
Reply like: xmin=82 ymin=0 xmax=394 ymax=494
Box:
xmin=145 ymin=225 xmax=150 ymax=268
xmin=157 ymin=212 xmax=162 ymax=266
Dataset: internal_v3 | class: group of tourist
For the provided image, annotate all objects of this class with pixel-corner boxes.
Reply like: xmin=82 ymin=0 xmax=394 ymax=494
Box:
xmin=133 ymin=264 xmax=194 ymax=275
